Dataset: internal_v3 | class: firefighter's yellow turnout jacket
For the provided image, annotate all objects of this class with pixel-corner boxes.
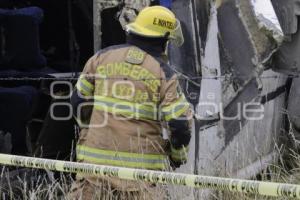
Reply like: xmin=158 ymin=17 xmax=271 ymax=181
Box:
xmin=71 ymin=43 xmax=192 ymax=171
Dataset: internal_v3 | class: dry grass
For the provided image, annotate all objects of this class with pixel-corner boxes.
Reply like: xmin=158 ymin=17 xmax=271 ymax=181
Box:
xmin=219 ymin=148 xmax=300 ymax=200
xmin=0 ymin=168 xmax=71 ymax=200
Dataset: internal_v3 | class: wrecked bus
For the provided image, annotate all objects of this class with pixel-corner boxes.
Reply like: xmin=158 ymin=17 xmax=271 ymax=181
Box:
xmin=0 ymin=0 xmax=300 ymax=199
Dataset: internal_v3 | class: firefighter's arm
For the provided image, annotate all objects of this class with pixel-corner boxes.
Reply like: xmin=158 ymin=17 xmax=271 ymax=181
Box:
xmin=71 ymin=90 xmax=93 ymax=127
xmin=75 ymin=54 xmax=97 ymax=98
xmin=71 ymin=54 xmax=98 ymax=127
xmin=168 ymin=118 xmax=191 ymax=167
xmin=160 ymin=75 xmax=192 ymax=167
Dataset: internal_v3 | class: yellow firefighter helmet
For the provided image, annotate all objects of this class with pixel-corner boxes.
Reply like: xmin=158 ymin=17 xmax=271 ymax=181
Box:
xmin=126 ymin=6 xmax=184 ymax=46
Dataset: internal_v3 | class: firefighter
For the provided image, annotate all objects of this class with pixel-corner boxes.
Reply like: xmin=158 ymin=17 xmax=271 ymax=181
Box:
xmin=69 ymin=6 xmax=192 ymax=199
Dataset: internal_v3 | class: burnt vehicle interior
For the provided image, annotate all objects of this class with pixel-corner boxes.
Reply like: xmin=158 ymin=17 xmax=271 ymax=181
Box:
xmin=0 ymin=0 xmax=145 ymax=161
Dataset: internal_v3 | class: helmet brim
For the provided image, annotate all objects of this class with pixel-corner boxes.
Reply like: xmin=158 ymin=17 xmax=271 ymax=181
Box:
xmin=126 ymin=23 xmax=167 ymax=38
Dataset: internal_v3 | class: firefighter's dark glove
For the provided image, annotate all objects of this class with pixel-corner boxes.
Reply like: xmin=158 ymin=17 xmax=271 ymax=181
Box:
xmin=169 ymin=145 xmax=189 ymax=170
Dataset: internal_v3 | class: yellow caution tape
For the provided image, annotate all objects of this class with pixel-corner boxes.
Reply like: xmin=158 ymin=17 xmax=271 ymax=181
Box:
xmin=0 ymin=153 xmax=299 ymax=198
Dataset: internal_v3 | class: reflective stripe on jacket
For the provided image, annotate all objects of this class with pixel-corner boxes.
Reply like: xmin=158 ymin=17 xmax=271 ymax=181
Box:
xmin=77 ymin=145 xmax=168 ymax=170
